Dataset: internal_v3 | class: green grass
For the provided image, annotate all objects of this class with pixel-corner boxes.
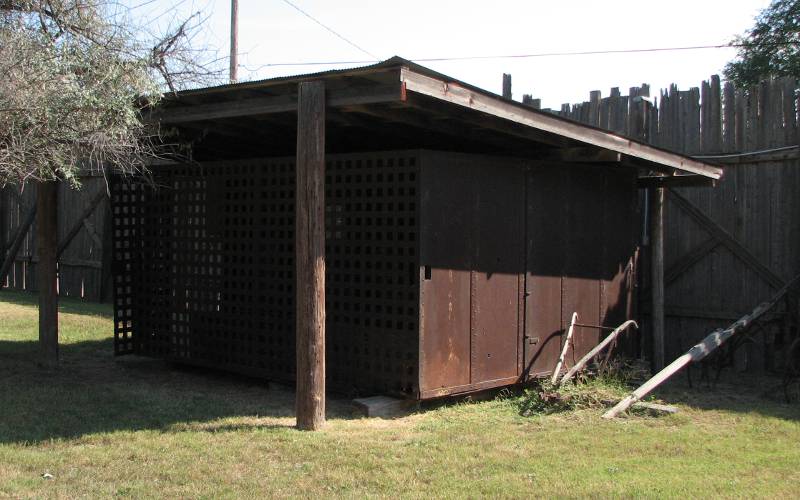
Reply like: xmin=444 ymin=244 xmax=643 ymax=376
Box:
xmin=1 ymin=290 xmax=799 ymax=498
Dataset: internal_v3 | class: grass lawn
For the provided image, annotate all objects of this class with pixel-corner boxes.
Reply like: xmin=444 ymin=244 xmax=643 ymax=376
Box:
xmin=1 ymin=290 xmax=799 ymax=498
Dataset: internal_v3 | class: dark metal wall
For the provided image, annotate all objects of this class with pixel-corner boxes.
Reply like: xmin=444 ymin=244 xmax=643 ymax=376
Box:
xmin=418 ymin=152 xmax=526 ymax=398
xmin=419 ymin=153 xmax=639 ymax=398
xmin=112 ymin=149 xmax=638 ymax=400
xmin=525 ymin=163 xmax=639 ymax=378
xmin=111 ymin=152 xmax=420 ymax=397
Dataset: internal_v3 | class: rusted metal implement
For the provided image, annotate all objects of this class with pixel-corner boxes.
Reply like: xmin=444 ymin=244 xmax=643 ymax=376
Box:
xmin=559 ymin=320 xmax=638 ymax=386
xmin=551 ymin=312 xmax=578 ymax=384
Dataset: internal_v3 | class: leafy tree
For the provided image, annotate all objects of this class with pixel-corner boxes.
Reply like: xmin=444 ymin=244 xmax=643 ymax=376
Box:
xmin=724 ymin=0 xmax=800 ymax=87
xmin=0 ymin=0 xmax=219 ymax=367
xmin=0 ymin=0 xmax=217 ymax=187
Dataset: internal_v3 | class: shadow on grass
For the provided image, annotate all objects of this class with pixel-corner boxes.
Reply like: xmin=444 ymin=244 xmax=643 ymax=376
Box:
xmin=650 ymin=370 xmax=800 ymax=421
xmin=0 ymin=289 xmax=112 ymax=319
xmin=0 ymin=338 xmax=358 ymax=445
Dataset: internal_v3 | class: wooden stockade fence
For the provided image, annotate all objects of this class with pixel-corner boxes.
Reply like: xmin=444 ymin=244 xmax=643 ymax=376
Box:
xmin=0 ymin=174 xmax=113 ymax=302
xmin=525 ymin=74 xmax=800 ymax=373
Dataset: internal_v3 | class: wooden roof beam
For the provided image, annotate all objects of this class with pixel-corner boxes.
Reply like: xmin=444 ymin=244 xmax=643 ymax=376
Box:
xmin=402 ymin=94 xmax=573 ymax=148
xmin=539 ymin=147 xmax=622 ymax=163
xmin=155 ymin=82 xmax=405 ymax=125
xmin=637 ymin=175 xmax=715 ymax=188
xmin=343 ymin=104 xmax=541 ymax=154
xmin=400 ymin=67 xmax=723 ymax=179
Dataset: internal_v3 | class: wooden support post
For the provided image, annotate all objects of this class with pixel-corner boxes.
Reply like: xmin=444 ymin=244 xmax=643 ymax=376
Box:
xmin=650 ymin=187 xmax=665 ymax=372
xmin=295 ymin=80 xmax=326 ymax=431
xmin=37 ymin=181 xmax=58 ymax=369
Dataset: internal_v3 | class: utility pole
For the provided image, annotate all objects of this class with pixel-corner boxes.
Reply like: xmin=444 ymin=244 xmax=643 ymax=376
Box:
xmin=230 ymin=0 xmax=238 ymax=83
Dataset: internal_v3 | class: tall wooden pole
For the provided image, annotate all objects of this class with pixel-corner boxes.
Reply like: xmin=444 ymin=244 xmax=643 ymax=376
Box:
xmin=295 ymin=80 xmax=326 ymax=431
xmin=650 ymin=187 xmax=665 ymax=372
xmin=229 ymin=0 xmax=238 ymax=83
xmin=37 ymin=181 xmax=58 ymax=369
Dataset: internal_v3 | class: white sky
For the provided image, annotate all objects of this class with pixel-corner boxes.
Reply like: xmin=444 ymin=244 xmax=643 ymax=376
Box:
xmin=130 ymin=0 xmax=771 ymax=108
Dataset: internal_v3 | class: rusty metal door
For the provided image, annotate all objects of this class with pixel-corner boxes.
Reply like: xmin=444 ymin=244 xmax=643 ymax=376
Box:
xmin=524 ymin=164 xmax=566 ymax=377
xmin=470 ymin=163 xmax=525 ymax=384
xmin=419 ymin=152 xmax=525 ymax=397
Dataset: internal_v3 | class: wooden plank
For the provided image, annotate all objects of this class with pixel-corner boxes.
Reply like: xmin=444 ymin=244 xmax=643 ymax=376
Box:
xmin=99 ymin=196 xmax=113 ymax=302
xmin=708 ymin=75 xmax=722 ymax=153
xmin=781 ymin=77 xmax=797 ymax=146
xmin=400 ymin=68 xmax=722 ymax=179
xmin=56 ymin=190 xmax=106 ymax=259
xmin=295 ymin=80 xmax=326 ymax=431
xmin=0 ymin=201 xmax=36 ymax=288
xmin=540 ymin=147 xmax=621 ymax=163
xmin=37 ymin=181 xmax=58 ymax=369
xmin=668 ymin=190 xmax=785 ymax=289
xmin=687 ymin=87 xmax=701 ymax=154
xmin=701 ymin=80 xmax=711 ymax=152
xmin=20 ymin=256 xmax=102 ymax=269
xmin=637 ymin=175 xmax=714 ymax=188
xmin=588 ymin=91 xmax=600 ymax=127
xmin=502 ymin=73 xmax=512 ymax=99
xmin=157 ymin=82 xmax=404 ymax=124
xmin=665 ymin=306 xmax=745 ymax=321
xmin=664 ymin=237 xmax=720 ymax=286
xmin=722 ymin=82 xmax=736 ymax=152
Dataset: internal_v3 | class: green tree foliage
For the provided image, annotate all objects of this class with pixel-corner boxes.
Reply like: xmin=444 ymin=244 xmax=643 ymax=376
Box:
xmin=724 ymin=0 xmax=800 ymax=87
xmin=0 ymin=1 xmax=218 ymax=187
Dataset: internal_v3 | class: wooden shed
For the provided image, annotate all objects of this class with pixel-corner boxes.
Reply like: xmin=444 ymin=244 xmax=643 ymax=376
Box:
xmin=111 ymin=57 xmax=722 ymax=400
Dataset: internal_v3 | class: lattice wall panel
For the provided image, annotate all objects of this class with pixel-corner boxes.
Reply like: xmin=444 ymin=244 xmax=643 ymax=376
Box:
xmin=111 ymin=178 xmax=143 ymax=355
xmin=111 ymin=152 xmax=420 ymax=396
xmin=326 ymin=154 xmax=420 ymax=395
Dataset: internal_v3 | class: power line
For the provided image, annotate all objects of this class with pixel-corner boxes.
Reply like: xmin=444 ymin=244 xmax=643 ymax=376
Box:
xmin=243 ymin=40 xmax=799 ymax=70
xmin=279 ymin=0 xmax=378 ymax=60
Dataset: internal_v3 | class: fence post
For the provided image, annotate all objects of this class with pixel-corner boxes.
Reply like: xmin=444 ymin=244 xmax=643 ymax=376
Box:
xmin=502 ymin=73 xmax=512 ymax=99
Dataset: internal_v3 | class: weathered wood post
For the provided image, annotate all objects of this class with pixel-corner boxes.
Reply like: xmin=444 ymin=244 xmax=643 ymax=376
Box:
xmin=502 ymin=73 xmax=512 ymax=99
xmin=295 ymin=80 xmax=326 ymax=431
xmin=650 ymin=187 xmax=665 ymax=372
xmin=37 ymin=180 xmax=59 ymax=369
xmin=229 ymin=0 xmax=238 ymax=83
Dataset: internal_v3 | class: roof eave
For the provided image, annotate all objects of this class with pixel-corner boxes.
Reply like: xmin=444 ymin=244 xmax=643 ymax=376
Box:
xmin=399 ymin=66 xmax=722 ymax=180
